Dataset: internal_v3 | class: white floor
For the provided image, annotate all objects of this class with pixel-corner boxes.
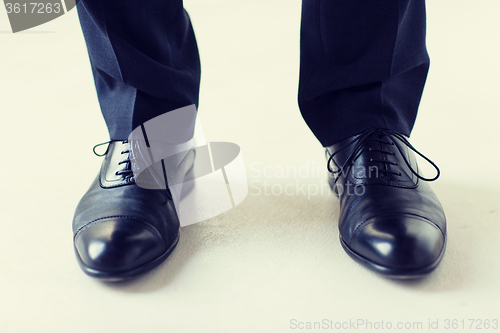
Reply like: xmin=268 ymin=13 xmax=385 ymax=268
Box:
xmin=1 ymin=1 xmax=500 ymax=332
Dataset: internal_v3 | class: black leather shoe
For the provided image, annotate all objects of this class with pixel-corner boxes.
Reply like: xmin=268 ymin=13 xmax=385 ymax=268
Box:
xmin=326 ymin=129 xmax=446 ymax=278
xmin=72 ymin=140 xmax=194 ymax=281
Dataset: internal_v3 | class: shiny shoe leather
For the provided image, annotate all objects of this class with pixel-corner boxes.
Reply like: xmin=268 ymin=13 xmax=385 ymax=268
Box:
xmin=72 ymin=140 xmax=194 ymax=280
xmin=326 ymin=129 xmax=446 ymax=278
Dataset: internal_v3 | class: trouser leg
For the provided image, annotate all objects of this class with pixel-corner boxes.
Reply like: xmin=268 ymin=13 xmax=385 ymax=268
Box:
xmin=299 ymin=0 xmax=429 ymax=147
xmin=77 ymin=0 xmax=201 ymax=140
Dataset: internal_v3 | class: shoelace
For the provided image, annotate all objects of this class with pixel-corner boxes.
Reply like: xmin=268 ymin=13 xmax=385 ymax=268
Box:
xmin=92 ymin=140 xmax=173 ymax=199
xmin=326 ymin=128 xmax=440 ymax=184
xmin=93 ymin=140 xmax=134 ymax=180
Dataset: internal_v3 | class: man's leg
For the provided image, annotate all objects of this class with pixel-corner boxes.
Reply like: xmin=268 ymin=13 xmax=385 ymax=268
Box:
xmin=299 ymin=0 xmax=446 ymax=278
xmin=77 ymin=0 xmax=201 ymax=139
xmin=299 ymin=0 xmax=429 ymax=147
xmin=72 ymin=0 xmax=200 ymax=280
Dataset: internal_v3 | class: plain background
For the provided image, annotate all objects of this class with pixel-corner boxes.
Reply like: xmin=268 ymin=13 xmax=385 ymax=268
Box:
xmin=1 ymin=1 xmax=500 ymax=332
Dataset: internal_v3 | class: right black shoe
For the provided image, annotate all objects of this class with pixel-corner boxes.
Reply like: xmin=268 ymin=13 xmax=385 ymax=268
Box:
xmin=72 ymin=140 xmax=194 ymax=281
xmin=326 ymin=129 xmax=446 ymax=278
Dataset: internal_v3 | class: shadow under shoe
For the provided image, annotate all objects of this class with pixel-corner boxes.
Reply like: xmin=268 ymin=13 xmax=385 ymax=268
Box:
xmin=326 ymin=129 xmax=446 ymax=278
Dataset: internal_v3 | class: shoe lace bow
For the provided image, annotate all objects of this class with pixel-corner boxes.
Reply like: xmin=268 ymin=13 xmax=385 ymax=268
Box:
xmin=93 ymin=140 xmax=134 ymax=180
xmin=326 ymin=128 xmax=440 ymax=184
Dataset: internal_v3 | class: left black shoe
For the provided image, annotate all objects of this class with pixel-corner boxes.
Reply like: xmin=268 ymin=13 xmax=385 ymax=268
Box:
xmin=72 ymin=140 xmax=194 ymax=281
xmin=326 ymin=128 xmax=446 ymax=278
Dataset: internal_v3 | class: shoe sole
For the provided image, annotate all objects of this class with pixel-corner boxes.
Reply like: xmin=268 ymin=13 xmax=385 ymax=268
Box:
xmin=74 ymin=231 xmax=180 ymax=282
xmin=339 ymin=235 xmax=446 ymax=279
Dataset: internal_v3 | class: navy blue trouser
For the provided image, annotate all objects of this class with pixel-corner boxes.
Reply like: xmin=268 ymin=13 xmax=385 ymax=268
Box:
xmin=77 ymin=0 xmax=429 ymax=147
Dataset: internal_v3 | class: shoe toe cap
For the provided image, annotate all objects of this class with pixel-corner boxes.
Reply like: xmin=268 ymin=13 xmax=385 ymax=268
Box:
xmin=74 ymin=218 xmax=166 ymax=274
xmin=350 ymin=215 xmax=445 ymax=271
